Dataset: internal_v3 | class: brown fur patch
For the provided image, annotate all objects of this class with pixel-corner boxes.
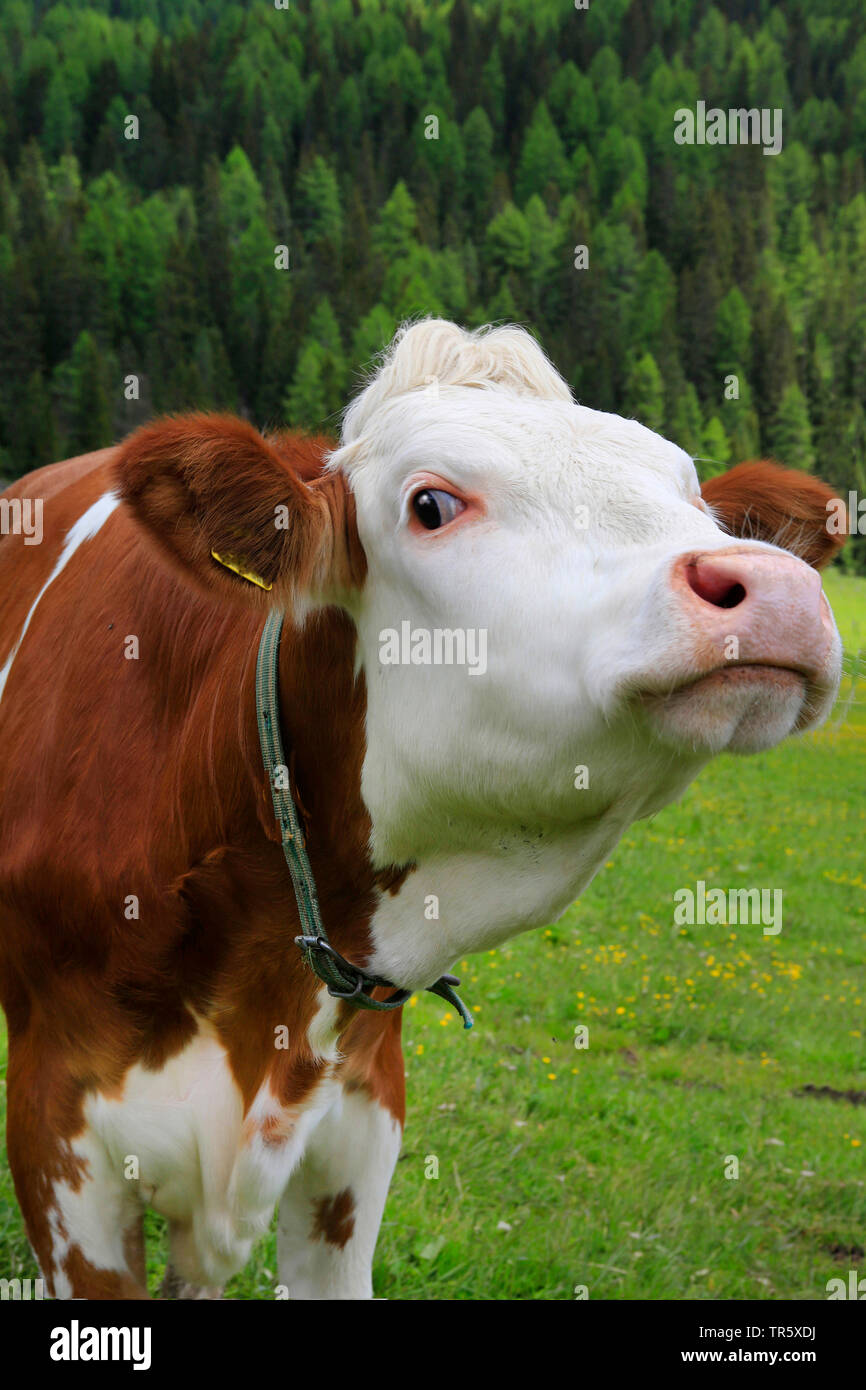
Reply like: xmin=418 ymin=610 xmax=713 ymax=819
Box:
xmin=375 ymin=861 xmax=417 ymax=896
xmin=338 ymin=1007 xmax=406 ymax=1125
xmin=62 ymin=1245 xmax=149 ymax=1300
xmin=310 ymin=1188 xmax=356 ymax=1249
xmin=259 ymin=1113 xmax=295 ymax=1147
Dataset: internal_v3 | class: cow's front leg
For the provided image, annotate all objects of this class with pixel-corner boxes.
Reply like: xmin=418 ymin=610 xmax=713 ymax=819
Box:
xmin=6 ymin=1054 xmax=149 ymax=1299
xmin=276 ymin=1082 xmax=402 ymax=1300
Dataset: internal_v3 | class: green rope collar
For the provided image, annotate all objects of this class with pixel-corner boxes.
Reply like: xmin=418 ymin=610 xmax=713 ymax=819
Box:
xmin=255 ymin=610 xmax=473 ymax=1029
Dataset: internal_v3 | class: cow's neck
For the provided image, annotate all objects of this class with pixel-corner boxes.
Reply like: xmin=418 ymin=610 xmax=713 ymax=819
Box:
xmin=243 ymin=603 xmax=383 ymax=970
xmin=234 ymin=607 xmax=674 ymax=1000
xmin=362 ymin=800 xmax=641 ymax=991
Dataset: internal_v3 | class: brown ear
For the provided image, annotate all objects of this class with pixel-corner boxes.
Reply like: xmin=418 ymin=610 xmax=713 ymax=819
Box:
xmin=701 ymin=460 xmax=845 ymax=570
xmin=113 ymin=414 xmax=365 ymax=604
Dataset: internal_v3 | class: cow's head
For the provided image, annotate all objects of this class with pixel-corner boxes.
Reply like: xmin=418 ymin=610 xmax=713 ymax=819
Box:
xmin=326 ymin=322 xmax=842 ymax=869
xmin=115 ymin=321 xmax=843 ymax=956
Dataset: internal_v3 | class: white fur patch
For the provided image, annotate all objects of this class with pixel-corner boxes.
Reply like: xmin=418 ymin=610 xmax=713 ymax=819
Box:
xmin=57 ymin=995 xmax=344 ymax=1291
xmin=48 ymin=1128 xmax=139 ymax=1292
xmin=277 ymin=1088 xmax=402 ymax=1299
xmin=0 ymin=490 xmax=120 ymax=704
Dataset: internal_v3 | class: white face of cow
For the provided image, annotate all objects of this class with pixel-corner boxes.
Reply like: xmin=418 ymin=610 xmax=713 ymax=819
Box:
xmin=329 ymin=322 xmax=842 ymax=904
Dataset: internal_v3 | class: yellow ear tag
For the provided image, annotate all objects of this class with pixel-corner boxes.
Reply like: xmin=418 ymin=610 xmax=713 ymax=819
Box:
xmin=210 ymin=549 xmax=273 ymax=591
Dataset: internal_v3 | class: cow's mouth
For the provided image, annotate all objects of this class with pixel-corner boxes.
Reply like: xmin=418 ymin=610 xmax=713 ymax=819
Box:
xmin=664 ymin=661 xmax=807 ymax=694
xmin=639 ymin=663 xmax=814 ymax=754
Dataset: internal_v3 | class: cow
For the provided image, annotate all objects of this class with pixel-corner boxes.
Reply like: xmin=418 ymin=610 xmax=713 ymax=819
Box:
xmin=0 ymin=319 xmax=843 ymax=1299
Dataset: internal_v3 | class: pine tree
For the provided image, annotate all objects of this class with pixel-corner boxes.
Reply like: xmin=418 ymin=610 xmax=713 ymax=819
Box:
xmin=351 ymin=305 xmax=397 ymax=374
xmin=283 ymin=342 xmax=328 ymax=430
xmin=54 ymin=331 xmax=113 ymax=458
xmin=296 ymin=156 xmax=343 ymax=246
xmin=14 ymin=369 xmax=57 ymax=475
xmin=514 ymin=102 xmax=570 ymax=207
xmin=462 ymin=108 xmax=495 ymax=224
xmin=770 ymin=384 xmax=815 ymax=470
xmin=714 ymin=288 xmax=752 ymax=380
xmin=485 ymin=203 xmax=532 ymax=277
xmin=625 ymin=352 xmax=665 ymax=433
xmin=671 ymin=384 xmax=703 ymax=458
xmin=372 ymin=182 xmax=418 ymax=263
xmin=699 ymin=418 xmax=732 ymax=476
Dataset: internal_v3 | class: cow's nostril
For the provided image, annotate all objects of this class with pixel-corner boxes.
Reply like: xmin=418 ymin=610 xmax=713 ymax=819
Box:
xmin=686 ymin=561 xmax=747 ymax=610
xmin=714 ymin=582 xmax=746 ymax=609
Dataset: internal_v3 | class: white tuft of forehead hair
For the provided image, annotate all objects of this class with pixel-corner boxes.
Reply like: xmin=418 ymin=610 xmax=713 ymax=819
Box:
xmin=337 ymin=319 xmax=573 ymax=452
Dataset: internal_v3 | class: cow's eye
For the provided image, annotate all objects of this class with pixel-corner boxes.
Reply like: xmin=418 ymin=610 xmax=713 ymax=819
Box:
xmin=411 ymin=488 xmax=465 ymax=530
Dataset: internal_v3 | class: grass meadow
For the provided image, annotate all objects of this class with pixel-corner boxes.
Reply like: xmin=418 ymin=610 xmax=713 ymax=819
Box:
xmin=1 ymin=569 xmax=863 ymax=1300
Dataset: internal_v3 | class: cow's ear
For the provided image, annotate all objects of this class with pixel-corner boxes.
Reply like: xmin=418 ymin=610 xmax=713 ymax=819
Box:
xmin=701 ymin=460 xmax=845 ymax=570
xmin=113 ymin=414 xmax=365 ymax=605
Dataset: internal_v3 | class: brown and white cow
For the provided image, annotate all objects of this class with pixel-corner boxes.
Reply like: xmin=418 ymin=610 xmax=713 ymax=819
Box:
xmin=0 ymin=320 xmax=843 ymax=1299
